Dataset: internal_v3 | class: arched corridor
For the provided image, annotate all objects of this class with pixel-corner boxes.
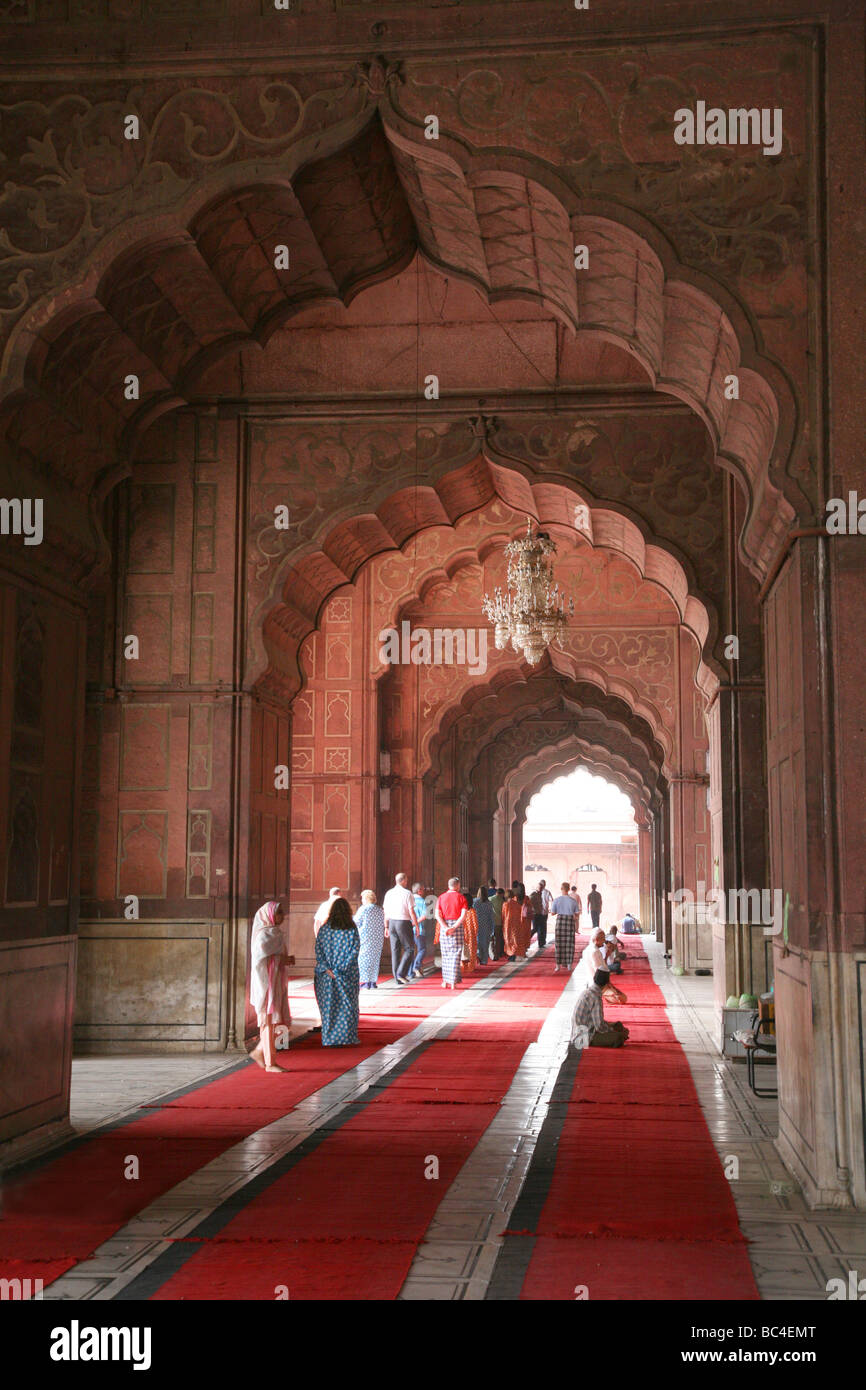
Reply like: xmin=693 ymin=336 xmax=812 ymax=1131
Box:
xmin=0 ymin=0 xmax=865 ymax=1329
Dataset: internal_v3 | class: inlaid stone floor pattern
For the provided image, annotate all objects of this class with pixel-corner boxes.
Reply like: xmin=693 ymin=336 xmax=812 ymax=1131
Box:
xmin=52 ymin=943 xmax=866 ymax=1300
xmin=653 ymin=956 xmax=866 ymax=1302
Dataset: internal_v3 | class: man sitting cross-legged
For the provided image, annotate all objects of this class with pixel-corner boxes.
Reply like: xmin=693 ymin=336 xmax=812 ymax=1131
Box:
xmin=603 ymin=924 xmax=625 ymax=974
xmin=570 ymin=968 xmax=629 ymax=1050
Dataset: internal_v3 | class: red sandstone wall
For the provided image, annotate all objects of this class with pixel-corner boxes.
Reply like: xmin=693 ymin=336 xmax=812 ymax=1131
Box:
xmin=0 ymin=575 xmax=84 ymax=1142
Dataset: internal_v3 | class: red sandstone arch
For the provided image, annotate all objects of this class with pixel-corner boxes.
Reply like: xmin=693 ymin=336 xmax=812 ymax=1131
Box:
xmin=0 ymin=112 xmax=798 ymax=578
xmin=507 ymin=750 xmax=650 ymax=901
xmin=269 ymin=474 xmax=718 ymax=710
xmin=502 ymin=740 xmax=660 ymax=827
xmin=427 ymin=675 xmax=667 ymax=788
xmin=465 ymin=705 xmax=665 ymax=818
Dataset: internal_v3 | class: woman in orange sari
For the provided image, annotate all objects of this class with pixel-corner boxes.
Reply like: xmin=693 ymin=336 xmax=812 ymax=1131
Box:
xmin=461 ymin=892 xmax=478 ymax=975
xmin=502 ymin=889 xmax=530 ymax=960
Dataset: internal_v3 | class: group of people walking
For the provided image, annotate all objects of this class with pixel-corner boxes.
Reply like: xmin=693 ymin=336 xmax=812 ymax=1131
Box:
xmin=249 ymin=872 xmax=641 ymax=1062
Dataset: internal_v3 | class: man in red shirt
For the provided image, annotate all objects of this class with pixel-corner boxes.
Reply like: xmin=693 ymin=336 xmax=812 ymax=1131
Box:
xmin=436 ymin=877 xmax=468 ymax=989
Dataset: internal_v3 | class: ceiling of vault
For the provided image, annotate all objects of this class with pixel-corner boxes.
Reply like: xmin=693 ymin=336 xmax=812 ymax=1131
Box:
xmin=1 ymin=111 xmax=793 ymax=581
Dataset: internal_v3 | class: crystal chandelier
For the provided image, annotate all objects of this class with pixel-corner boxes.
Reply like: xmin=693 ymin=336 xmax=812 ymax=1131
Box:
xmin=482 ymin=518 xmax=574 ymax=665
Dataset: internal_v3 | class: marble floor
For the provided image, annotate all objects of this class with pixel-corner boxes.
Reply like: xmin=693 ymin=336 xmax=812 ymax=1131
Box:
xmin=652 ymin=945 xmax=866 ymax=1301
xmin=48 ymin=943 xmax=866 ymax=1300
xmin=69 ymin=989 xmax=324 ymax=1139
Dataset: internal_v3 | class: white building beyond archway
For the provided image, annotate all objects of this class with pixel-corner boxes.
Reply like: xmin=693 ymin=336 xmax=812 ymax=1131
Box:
xmin=523 ymin=768 xmax=639 ymax=925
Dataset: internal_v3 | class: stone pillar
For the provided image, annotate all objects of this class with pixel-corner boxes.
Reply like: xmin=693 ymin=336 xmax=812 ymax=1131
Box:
xmin=709 ymin=685 xmax=771 ymax=1024
xmin=767 ymin=537 xmax=866 ymax=1209
xmin=638 ymin=822 xmax=653 ymax=932
xmin=492 ymin=808 xmax=507 ymax=887
xmin=467 ymin=805 xmax=493 ymax=889
xmin=668 ymin=630 xmax=712 ymax=971
xmin=706 ymin=472 xmax=771 ymax=1028
xmin=668 ymin=775 xmax=712 ymax=970
xmin=657 ymin=797 xmax=672 ymax=951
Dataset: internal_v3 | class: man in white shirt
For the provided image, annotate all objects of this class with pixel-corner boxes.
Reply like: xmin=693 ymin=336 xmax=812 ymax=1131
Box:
xmin=578 ymin=928 xmax=627 ymax=1003
xmin=382 ymin=872 xmax=419 ymax=985
xmin=577 ymin=926 xmax=608 ymax=987
xmin=314 ymin=886 xmax=341 ymax=936
xmin=531 ymin=881 xmax=549 ymax=950
xmin=539 ymin=879 xmax=554 ymax=916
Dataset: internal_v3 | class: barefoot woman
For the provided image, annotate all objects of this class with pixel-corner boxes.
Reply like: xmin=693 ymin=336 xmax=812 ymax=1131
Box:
xmin=250 ymin=900 xmax=294 ymax=1072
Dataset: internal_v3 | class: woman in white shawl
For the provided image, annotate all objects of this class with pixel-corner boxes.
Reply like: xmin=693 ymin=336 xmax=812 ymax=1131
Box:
xmin=250 ymin=900 xmax=294 ymax=1072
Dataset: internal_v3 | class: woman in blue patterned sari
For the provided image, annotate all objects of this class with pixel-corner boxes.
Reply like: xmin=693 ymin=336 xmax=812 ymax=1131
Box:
xmin=353 ymin=888 xmax=385 ymax=989
xmin=314 ymin=896 xmax=361 ymax=1046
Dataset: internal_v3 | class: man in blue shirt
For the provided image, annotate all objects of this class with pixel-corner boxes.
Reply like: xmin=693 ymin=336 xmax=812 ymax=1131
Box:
xmin=552 ymin=881 xmax=579 ymax=972
xmin=410 ymin=882 xmax=428 ymax=979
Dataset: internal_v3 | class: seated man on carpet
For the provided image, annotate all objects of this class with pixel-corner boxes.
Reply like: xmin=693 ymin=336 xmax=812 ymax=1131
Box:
xmin=570 ymin=969 xmax=629 ymax=1050
xmin=603 ymin=925 xmax=624 ymax=974
xmin=621 ymin=910 xmax=640 ymax=935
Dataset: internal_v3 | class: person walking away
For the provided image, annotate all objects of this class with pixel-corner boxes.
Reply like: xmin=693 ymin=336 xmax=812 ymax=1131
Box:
xmin=314 ymin=896 xmax=361 ymax=1046
xmin=354 ymin=889 xmax=385 ymax=989
xmin=250 ymin=900 xmax=295 ymax=1072
xmin=382 ymin=872 xmax=419 ymax=985
xmin=436 ymin=877 xmax=468 ymax=989
xmin=461 ymin=892 xmax=478 ymax=975
xmin=530 ymin=883 xmax=548 ymax=949
xmin=490 ymin=883 xmax=505 ymax=959
xmin=570 ymin=969 xmax=629 ymax=1049
xmin=588 ymin=882 xmax=603 ymax=931
xmin=552 ymin=881 xmax=579 ymax=972
xmin=539 ymin=879 xmax=554 ymax=942
xmin=409 ymin=881 xmax=428 ymax=980
xmin=568 ymin=884 xmax=583 ymax=927
xmin=314 ymin=886 xmax=341 ymax=936
xmin=421 ymin=888 xmax=438 ymax=957
xmin=473 ymin=885 xmax=495 ymax=965
xmin=519 ymin=887 xmax=533 ymax=956
xmin=503 ymin=889 xmax=529 ymax=961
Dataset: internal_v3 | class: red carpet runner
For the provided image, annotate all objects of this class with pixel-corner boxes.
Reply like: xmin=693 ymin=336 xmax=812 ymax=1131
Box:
xmin=149 ymin=958 xmax=569 ymax=1299
xmin=511 ymin=939 xmax=759 ymax=1300
xmin=1 ymin=942 xmax=758 ymax=1300
xmin=0 ymin=968 xmax=497 ymax=1288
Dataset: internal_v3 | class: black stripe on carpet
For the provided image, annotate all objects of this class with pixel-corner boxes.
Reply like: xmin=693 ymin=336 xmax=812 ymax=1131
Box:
xmin=484 ymin=1041 xmax=583 ymax=1300
xmin=115 ymin=959 xmax=537 ymax=1300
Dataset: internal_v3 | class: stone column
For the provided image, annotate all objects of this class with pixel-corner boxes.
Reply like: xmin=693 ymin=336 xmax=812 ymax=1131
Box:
xmin=638 ymin=822 xmax=653 ymax=932
xmin=708 ymin=684 xmax=771 ymax=1023
xmin=767 ymin=537 xmax=866 ymax=1209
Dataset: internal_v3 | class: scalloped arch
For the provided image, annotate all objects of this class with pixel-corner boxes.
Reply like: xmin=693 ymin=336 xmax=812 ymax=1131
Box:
xmin=509 ymin=744 xmax=655 ymax=824
xmin=427 ymin=669 xmax=670 ymax=784
xmin=0 ymin=111 xmax=798 ymax=584
xmin=266 ymin=471 xmax=718 ymax=712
